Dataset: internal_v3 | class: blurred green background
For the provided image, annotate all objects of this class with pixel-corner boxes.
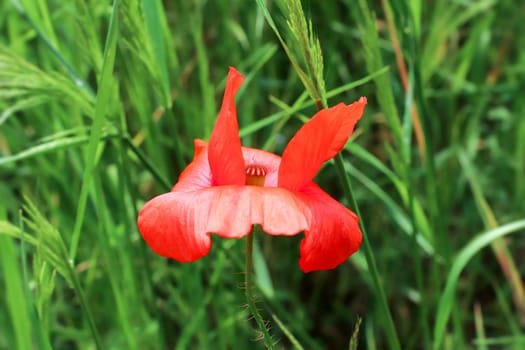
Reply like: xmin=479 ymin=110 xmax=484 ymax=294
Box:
xmin=1 ymin=0 xmax=525 ymax=349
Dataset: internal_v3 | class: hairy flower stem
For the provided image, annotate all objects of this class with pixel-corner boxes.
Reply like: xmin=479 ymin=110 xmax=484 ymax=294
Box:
xmin=245 ymin=228 xmax=274 ymax=349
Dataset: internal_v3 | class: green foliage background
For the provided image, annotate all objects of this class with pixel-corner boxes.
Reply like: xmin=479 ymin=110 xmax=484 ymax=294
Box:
xmin=1 ymin=0 xmax=525 ymax=349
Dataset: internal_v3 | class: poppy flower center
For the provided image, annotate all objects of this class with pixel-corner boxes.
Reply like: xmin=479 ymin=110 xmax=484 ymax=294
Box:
xmin=245 ymin=165 xmax=266 ymax=187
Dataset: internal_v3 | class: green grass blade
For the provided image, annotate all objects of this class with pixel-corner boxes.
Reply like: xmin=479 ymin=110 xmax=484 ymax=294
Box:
xmin=0 ymin=235 xmax=33 ymax=350
xmin=253 ymin=238 xmax=275 ymax=299
xmin=272 ymin=313 xmax=305 ymax=350
xmin=9 ymin=0 xmax=94 ymax=98
xmin=240 ymin=67 xmax=389 ymax=138
xmin=335 ymin=155 xmax=402 ymax=350
xmin=141 ymin=0 xmax=171 ymax=107
xmin=69 ymin=0 xmax=120 ymax=259
xmin=0 ymin=135 xmax=92 ymax=166
xmin=0 ymin=221 xmax=38 ymax=245
xmin=347 ymin=163 xmax=434 ymax=254
xmin=23 ymin=197 xmax=103 ymax=349
xmin=433 ymin=219 xmax=525 ymax=350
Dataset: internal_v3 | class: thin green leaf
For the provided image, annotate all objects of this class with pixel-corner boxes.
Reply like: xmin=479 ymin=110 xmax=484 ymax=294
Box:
xmin=141 ymin=0 xmax=172 ymax=107
xmin=0 ymin=235 xmax=33 ymax=350
xmin=69 ymin=0 xmax=120 ymax=260
xmin=433 ymin=219 xmax=525 ymax=350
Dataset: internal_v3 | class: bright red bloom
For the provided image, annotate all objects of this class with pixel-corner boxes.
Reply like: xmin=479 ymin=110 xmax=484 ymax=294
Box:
xmin=138 ymin=67 xmax=367 ymax=272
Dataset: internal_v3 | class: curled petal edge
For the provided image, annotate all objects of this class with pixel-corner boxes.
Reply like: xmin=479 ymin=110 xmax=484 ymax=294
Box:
xmin=295 ymin=183 xmax=363 ymax=272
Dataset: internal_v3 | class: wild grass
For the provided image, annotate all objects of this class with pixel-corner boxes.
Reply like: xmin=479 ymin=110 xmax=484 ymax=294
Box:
xmin=1 ymin=0 xmax=525 ymax=349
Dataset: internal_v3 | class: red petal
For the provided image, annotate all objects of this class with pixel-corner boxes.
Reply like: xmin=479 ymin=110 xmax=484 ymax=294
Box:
xmin=206 ymin=186 xmax=309 ymax=237
xmin=137 ymin=192 xmax=212 ymax=262
xmin=174 ymin=143 xmax=281 ymax=192
xmin=208 ymin=67 xmax=246 ymax=186
xmin=193 ymin=139 xmax=207 ymax=157
xmin=279 ymin=98 xmax=367 ymax=191
xmin=172 ymin=141 xmax=213 ymax=192
xmin=137 ymin=186 xmax=310 ymax=262
xmin=296 ymin=183 xmax=362 ymax=272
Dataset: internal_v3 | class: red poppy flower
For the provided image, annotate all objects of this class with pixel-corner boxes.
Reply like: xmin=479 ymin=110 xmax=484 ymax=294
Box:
xmin=138 ymin=67 xmax=367 ymax=272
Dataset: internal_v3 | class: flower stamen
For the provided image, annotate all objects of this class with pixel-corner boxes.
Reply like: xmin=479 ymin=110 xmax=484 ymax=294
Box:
xmin=245 ymin=165 xmax=266 ymax=186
